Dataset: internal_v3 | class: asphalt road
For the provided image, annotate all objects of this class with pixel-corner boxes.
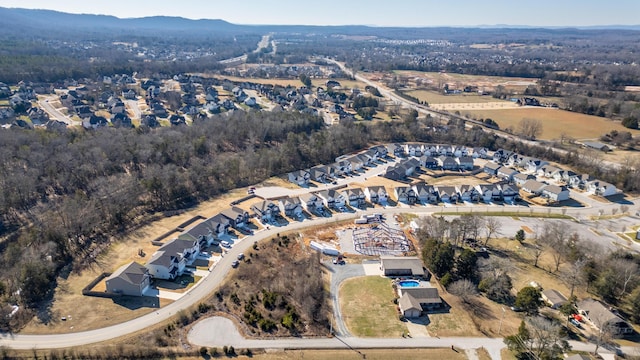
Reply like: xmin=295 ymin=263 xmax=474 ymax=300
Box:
xmin=38 ymin=96 xmax=80 ymax=126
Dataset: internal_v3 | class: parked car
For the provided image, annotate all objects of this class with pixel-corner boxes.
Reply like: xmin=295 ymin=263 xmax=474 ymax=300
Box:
xmin=221 ymin=241 xmax=231 ymax=248
xmin=237 ymin=253 xmax=245 ymax=260
xmin=570 ymin=318 xmax=582 ymax=328
xmin=231 ymin=260 xmax=239 ymax=268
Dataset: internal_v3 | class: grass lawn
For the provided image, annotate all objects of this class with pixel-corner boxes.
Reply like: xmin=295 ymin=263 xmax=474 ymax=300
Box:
xmin=339 ymin=276 xmax=407 ymax=337
xmin=461 ymin=107 xmax=640 ymax=141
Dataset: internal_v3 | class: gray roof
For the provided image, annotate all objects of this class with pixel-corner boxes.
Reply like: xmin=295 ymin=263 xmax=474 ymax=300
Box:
xmin=401 ymin=287 xmax=442 ymax=305
xmin=380 ymin=256 xmax=425 ymax=276
xmin=542 ymin=289 xmax=567 ymax=305
xmin=542 ymin=185 xmax=567 ymax=195
xmin=147 ymin=250 xmax=174 ymax=267
xmin=106 ymin=262 xmax=148 ymax=286
xmin=399 ymin=292 xmax=422 ymax=312
xmin=578 ymin=299 xmax=626 ymax=326
xmin=522 ymin=179 xmax=546 ymax=192
xmin=484 ymin=162 xmax=501 ymax=170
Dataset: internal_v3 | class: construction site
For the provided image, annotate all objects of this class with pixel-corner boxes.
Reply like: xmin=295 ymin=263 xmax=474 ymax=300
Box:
xmin=352 ymin=221 xmax=414 ymax=256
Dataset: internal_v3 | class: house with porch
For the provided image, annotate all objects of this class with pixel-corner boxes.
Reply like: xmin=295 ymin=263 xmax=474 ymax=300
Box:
xmin=146 ymin=238 xmax=199 ymax=280
xmin=398 ymin=287 xmax=443 ymax=317
xmin=317 ymin=189 xmax=346 ymax=209
xmin=394 ymin=186 xmax=417 ymax=205
xmin=570 ymin=174 xmax=594 ymax=190
xmin=438 ymin=156 xmax=458 ymax=171
xmin=586 ymin=180 xmax=618 ymax=197
xmin=279 ymin=197 xmax=304 ymax=218
xmin=105 ymin=262 xmax=151 ymax=296
xmin=309 ymin=166 xmax=331 ymax=183
xmin=404 ymin=143 xmax=423 ymax=157
xmin=436 ymin=185 xmax=458 ymax=203
xmin=497 ymin=167 xmax=519 ymax=182
xmin=457 ymin=184 xmax=480 ymax=202
xmin=521 ymin=179 xmax=547 ymax=196
xmin=484 ymin=162 xmax=502 ymax=176
xmin=364 ymin=186 xmax=388 ymax=204
xmin=342 ymin=188 xmax=366 ymax=208
xmin=537 ymin=165 xmax=560 ymax=179
xmin=513 ymin=173 xmax=536 ymax=186
xmin=476 ymin=184 xmax=501 ymax=202
xmin=251 ymin=200 xmax=280 ymax=223
xmin=299 ymin=193 xmax=324 ymax=213
xmin=414 ymin=183 xmax=438 ymax=204
xmin=420 ymin=155 xmax=439 ymax=170
xmin=220 ymin=207 xmax=250 ymax=228
xmin=387 ymin=143 xmax=406 ymax=158
xmin=500 ymin=183 xmax=519 ymax=202
xmin=287 ymin=169 xmax=311 ymax=186
xmin=471 ymin=147 xmax=489 ymax=159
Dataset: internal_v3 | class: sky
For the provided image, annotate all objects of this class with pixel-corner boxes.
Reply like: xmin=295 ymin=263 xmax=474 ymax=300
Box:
xmin=0 ymin=0 xmax=639 ymax=27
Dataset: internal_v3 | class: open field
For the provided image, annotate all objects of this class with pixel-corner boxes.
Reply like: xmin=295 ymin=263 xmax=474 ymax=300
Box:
xmin=193 ymin=74 xmax=369 ymax=90
xmin=427 ymin=292 xmax=484 ymax=337
xmin=339 ymin=276 xmax=407 ymax=337
xmin=405 ymin=90 xmax=509 ymax=104
xmin=393 ymin=70 xmax=537 ymax=91
xmin=461 ymin=108 xmax=640 ymax=140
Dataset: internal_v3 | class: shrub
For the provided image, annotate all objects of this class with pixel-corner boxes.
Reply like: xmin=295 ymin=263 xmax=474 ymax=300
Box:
xmin=200 ymin=347 xmax=208 ymax=356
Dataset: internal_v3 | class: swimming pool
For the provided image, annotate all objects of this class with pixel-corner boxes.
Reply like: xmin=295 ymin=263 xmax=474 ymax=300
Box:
xmin=398 ymin=280 xmax=420 ymax=288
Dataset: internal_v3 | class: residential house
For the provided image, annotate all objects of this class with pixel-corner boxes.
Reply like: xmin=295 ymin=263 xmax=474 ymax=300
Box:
xmin=507 ymin=154 xmax=526 ymax=168
xmin=251 ymin=200 xmax=280 ymax=223
xmin=541 ymin=289 xmax=567 ymax=309
xmin=436 ymin=185 xmax=458 ymax=203
xmin=309 ymin=166 xmax=331 ymax=183
xmin=146 ymin=238 xmax=199 ymax=280
xmin=400 ymin=158 xmax=421 ymax=175
xmin=500 ymin=184 xmax=519 ymax=202
xmin=278 ymin=197 xmax=304 ymax=218
xmin=420 ymin=156 xmax=439 ymax=170
xmin=380 ymin=256 xmax=425 ymax=277
xmin=476 ymin=184 xmax=501 ymax=202
xmin=558 ymin=170 xmax=577 ymax=183
xmin=364 ymin=186 xmax=388 ymax=204
xmin=513 ymin=173 xmax=536 ymax=186
xmin=387 ymin=143 xmax=406 ymax=158
xmin=394 ymin=186 xmax=417 ymax=205
xmin=457 ymin=185 xmax=479 ymax=202
xmin=438 ymin=156 xmax=458 ymax=171
xmin=525 ymin=158 xmax=548 ymax=173
xmin=398 ymin=287 xmax=443 ymax=313
xmin=521 ymin=179 xmax=547 ymax=195
xmin=317 ymin=189 xmax=346 ymax=209
xmin=404 ymin=143 xmax=423 ymax=157
xmin=342 ymin=188 xmax=366 ymax=208
xmin=484 ymin=162 xmax=502 ymax=176
xmin=369 ymin=145 xmax=388 ymax=159
xmin=493 ymin=148 xmax=513 ymax=163
xmin=471 ymin=147 xmax=489 ymax=159
xmin=220 ymin=207 xmax=250 ymax=228
xmin=348 ymin=156 xmax=364 ymax=172
xmin=423 ymin=144 xmax=438 ymax=157
xmin=207 ymin=214 xmax=232 ymax=237
xmin=105 ymin=262 xmax=151 ymax=297
xmin=398 ymin=292 xmax=423 ymax=318
xmin=570 ymin=174 xmax=594 ymax=190
xmin=437 ymin=144 xmax=454 ymax=156
xmin=453 ymin=146 xmax=469 ymax=158
xmin=456 ymin=156 xmax=474 ymax=171
xmin=299 ymin=193 xmax=324 ymax=213
xmin=542 ymin=185 xmax=570 ymax=202
xmin=578 ymin=299 xmax=633 ymax=335
xmin=497 ymin=167 xmax=519 ymax=182
xmin=414 ymin=184 xmax=438 ymax=204
xmin=287 ymin=169 xmax=311 ymax=186
xmin=587 ymin=180 xmax=618 ymax=197
xmin=383 ymin=166 xmax=405 ymax=181
xmin=537 ymin=165 xmax=560 ymax=179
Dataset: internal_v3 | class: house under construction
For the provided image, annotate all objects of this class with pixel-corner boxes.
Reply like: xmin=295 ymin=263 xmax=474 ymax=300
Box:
xmin=353 ymin=222 xmax=413 ymax=256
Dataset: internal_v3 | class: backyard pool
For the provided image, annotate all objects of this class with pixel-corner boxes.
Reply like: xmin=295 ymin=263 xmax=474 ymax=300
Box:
xmin=398 ymin=280 xmax=420 ymax=288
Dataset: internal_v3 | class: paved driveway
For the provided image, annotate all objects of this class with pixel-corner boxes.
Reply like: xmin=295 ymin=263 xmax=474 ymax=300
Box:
xmin=326 ymin=262 xmax=365 ymax=336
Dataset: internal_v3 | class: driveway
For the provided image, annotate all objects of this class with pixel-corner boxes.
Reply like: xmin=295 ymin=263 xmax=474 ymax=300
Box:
xmin=326 ymin=262 xmax=365 ymax=336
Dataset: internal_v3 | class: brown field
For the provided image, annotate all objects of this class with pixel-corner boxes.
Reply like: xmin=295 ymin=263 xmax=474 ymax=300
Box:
xmin=427 ymin=291 xmax=483 ymax=337
xmin=421 ymin=175 xmax=486 ymax=187
xmin=392 ymin=70 xmax=537 ymax=92
xmin=461 ymin=108 xmax=640 ymax=140
xmin=405 ymin=90 xmax=509 ymax=104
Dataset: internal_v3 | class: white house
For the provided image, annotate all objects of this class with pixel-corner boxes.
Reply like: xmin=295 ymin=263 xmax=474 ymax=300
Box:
xmin=279 ymin=196 xmax=304 ymax=218
xmin=475 ymin=184 xmax=501 ymax=202
xmin=299 ymin=193 xmax=324 ymax=213
xmin=364 ymin=186 xmax=388 ymax=204
xmin=436 ymin=185 xmax=458 ymax=203
xmin=541 ymin=185 xmax=570 ymax=202
xmin=146 ymin=238 xmax=199 ymax=280
xmin=395 ymin=186 xmax=417 ymax=205
xmin=587 ymin=180 xmax=618 ymax=197
xmin=457 ymin=184 xmax=479 ymax=202
xmin=317 ymin=189 xmax=346 ymax=209
xmin=251 ymin=200 xmax=280 ymax=223
xmin=513 ymin=173 xmax=536 ymax=186
xmin=500 ymin=184 xmax=519 ymax=202
xmin=404 ymin=143 xmax=423 ymax=157
xmin=342 ymin=188 xmax=366 ymax=208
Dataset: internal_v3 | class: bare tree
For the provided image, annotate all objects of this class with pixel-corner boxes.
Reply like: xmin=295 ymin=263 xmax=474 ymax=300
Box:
xmin=448 ymin=279 xmax=478 ymax=305
xmin=540 ymin=222 xmax=570 ymax=272
xmin=517 ymin=118 xmax=543 ymax=140
xmin=561 ymin=259 xmax=586 ymax=298
xmin=610 ymin=258 xmax=639 ymax=298
xmin=483 ymin=217 xmax=502 ymax=246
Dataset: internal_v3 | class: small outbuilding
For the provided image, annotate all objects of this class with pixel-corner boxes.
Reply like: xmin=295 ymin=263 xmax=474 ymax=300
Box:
xmin=541 ymin=289 xmax=567 ymax=309
xmin=380 ymin=256 xmax=425 ymax=277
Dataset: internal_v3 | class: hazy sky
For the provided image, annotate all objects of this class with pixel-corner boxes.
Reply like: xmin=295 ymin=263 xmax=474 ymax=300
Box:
xmin=0 ymin=0 xmax=638 ymax=27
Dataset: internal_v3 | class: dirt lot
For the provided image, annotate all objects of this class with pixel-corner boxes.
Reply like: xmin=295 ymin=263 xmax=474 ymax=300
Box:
xmin=392 ymin=70 xmax=537 ymax=92
xmin=461 ymin=107 xmax=640 ymax=141
xmin=406 ymin=89 xmax=513 ymax=106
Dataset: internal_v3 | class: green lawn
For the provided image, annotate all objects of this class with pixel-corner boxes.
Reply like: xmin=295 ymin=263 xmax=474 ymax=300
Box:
xmin=339 ymin=276 xmax=407 ymax=337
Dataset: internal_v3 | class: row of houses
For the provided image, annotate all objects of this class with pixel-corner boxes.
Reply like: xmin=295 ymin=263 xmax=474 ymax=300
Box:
xmin=394 ymin=182 xmax=519 ymax=204
xmin=388 ymin=143 xmax=489 ymax=159
xmin=489 ymin=149 xmax=617 ymax=198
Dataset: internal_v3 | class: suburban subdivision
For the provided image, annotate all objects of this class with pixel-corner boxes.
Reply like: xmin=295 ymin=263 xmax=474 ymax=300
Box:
xmin=1 ymin=5 xmax=640 ymax=360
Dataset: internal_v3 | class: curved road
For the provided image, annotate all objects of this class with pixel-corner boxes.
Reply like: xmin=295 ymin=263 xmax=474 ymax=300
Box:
xmin=2 ymin=198 xmax=639 ymax=349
